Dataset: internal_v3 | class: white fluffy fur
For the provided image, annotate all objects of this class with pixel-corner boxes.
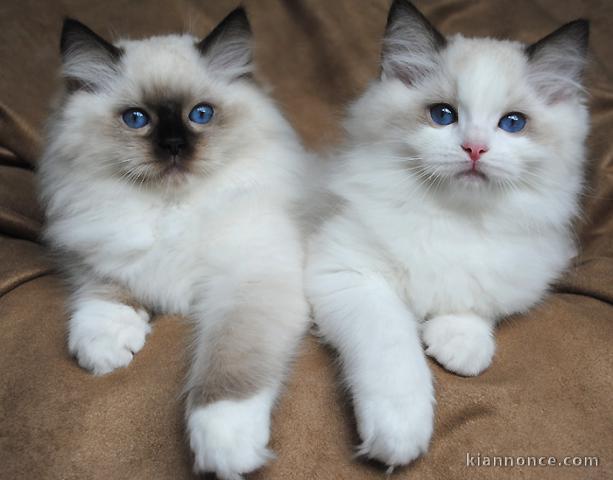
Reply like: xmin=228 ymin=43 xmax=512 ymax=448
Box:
xmin=39 ymin=25 xmax=309 ymax=478
xmin=187 ymin=388 xmax=275 ymax=480
xmin=305 ymin=9 xmax=588 ymax=468
xmin=68 ymin=299 xmax=151 ymax=375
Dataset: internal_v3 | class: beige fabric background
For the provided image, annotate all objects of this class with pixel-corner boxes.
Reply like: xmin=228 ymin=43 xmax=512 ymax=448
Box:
xmin=0 ymin=1 xmax=611 ymax=479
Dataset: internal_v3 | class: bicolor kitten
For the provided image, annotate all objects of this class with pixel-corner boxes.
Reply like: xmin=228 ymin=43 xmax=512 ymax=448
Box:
xmin=305 ymin=0 xmax=589 ymax=468
xmin=38 ymin=9 xmax=310 ymax=479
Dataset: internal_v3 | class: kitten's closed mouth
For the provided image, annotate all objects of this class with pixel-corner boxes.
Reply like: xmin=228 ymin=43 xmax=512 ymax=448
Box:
xmin=456 ymin=169 xmax=488 ymax=182
xmin=162 ymin=157 xmax=190 ymax=174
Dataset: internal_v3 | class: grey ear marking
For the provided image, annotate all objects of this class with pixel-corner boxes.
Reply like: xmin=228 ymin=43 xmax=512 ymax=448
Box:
xmin=60 ymin=18 xmax=122 ymax=92
xmin=526 ymin=19 xmax=590 ymax=103
xmin=381 ymin=0 xmax=446 ymax=85
xmin=526 ymin=19 xmax=589 ymax=62
xmin=385 ymin=0 xmax=446 ymax=50
xmin=196 ymin=7 xmax=253 ymax=80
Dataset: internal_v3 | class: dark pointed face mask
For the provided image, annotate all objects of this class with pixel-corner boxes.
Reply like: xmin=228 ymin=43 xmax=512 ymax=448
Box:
xmin=58 ymin=7 xmax=254 ymax=183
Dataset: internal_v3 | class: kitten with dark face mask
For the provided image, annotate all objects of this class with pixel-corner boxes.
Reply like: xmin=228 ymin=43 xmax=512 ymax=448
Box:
xmin=305 ymin=0 xmax=589 ymax=468
xmin=38 ymin=9 xmax=310 ymax=479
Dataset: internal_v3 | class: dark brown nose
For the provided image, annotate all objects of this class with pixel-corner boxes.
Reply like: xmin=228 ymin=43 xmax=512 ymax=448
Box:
xmin=159 ymin=137 xmax=186 ymax=156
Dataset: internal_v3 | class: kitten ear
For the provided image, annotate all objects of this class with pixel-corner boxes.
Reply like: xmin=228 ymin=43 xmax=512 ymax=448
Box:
xmin=381 ymin=0 xmax=446 ymax=84
xmin=526 ymin=19 xmax=589 ymax=103
xmin=60 ymin=18 xmax=122 ymax=92
xmin=197 ymin=7 xmax=253 ymax=80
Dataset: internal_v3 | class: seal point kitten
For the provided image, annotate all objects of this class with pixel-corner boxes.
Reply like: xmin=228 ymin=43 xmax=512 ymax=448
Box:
xmin=39 ymin=8 xmax=310 ymax=479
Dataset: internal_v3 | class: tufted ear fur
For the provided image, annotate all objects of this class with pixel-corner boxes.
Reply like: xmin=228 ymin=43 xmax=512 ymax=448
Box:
xmin=60 ymin=18 xmax=123 ymax=92
xmin=196 ymin=7 xmax=253 ymax=80
xmin=526 ymin=19 xmax=589 ymax=103
xmin=380 ymin=0 xmax=446 ymax=85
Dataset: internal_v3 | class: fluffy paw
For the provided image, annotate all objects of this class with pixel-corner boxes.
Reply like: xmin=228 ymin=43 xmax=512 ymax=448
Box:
xmin=188 ymin=390 xmax=274 ymax=480
xmin=422 ymin=314 xmax=495 ymax=376
xmin=354 ymin=392 xmax=434 ymax=467
xmin=68 ymin=300 xmax=151 ymax=375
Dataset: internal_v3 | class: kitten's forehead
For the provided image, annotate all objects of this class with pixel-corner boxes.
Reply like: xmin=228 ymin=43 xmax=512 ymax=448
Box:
xmin=118 ymin=34 xmax=206 ymax=95
xmin=444 ymin=36 xmax=528 ymax=113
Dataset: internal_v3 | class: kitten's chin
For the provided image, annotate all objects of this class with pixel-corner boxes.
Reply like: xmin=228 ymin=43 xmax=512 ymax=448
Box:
xmin=158 ymin=166 xmax=193 ymax=187
xmin=159 ymin=161 xmax=192 ymax=180
xmin=454 ymin=169 xmax=489 ymax=186
xmin=425 ymin=165 xmax=490 ymax=192
xmin=121 ymin=162 xmax=196 ymax=189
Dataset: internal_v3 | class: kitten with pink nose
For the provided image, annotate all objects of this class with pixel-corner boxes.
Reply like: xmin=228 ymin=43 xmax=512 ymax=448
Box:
xmin=306 ymin=0 xmax=589 ymax=468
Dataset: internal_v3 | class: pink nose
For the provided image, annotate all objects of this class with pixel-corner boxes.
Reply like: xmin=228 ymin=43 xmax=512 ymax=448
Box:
xmin=462 ymin=143 xmax=488 ymax=162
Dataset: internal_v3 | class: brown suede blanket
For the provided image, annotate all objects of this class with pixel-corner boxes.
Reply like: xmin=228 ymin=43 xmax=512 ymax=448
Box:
xmin=0 ymin=1 xmax=611 ymax=479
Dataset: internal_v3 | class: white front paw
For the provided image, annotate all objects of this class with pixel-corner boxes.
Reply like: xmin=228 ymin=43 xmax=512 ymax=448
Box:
xmin=188 ymin=390 xmax=274 ymax=480
xmin=355 ymin=392 xmax=434 ymax=467
xmin=68 ymin=300 xmax=151 ymax=375
xmin=422 ymin=314 xmax=495 ymax=376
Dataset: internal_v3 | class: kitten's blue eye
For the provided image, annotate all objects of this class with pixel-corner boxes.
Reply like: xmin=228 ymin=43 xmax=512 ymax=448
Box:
xmin=498 ymin=112 xmax=526 ymax=133
xmin=122 ymin=108 xmax=149 ymax=129
xmin=430 ymin=103 xmax=457 ymax=126
xmin=189 ymin=104 xmax=214 ymax=124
